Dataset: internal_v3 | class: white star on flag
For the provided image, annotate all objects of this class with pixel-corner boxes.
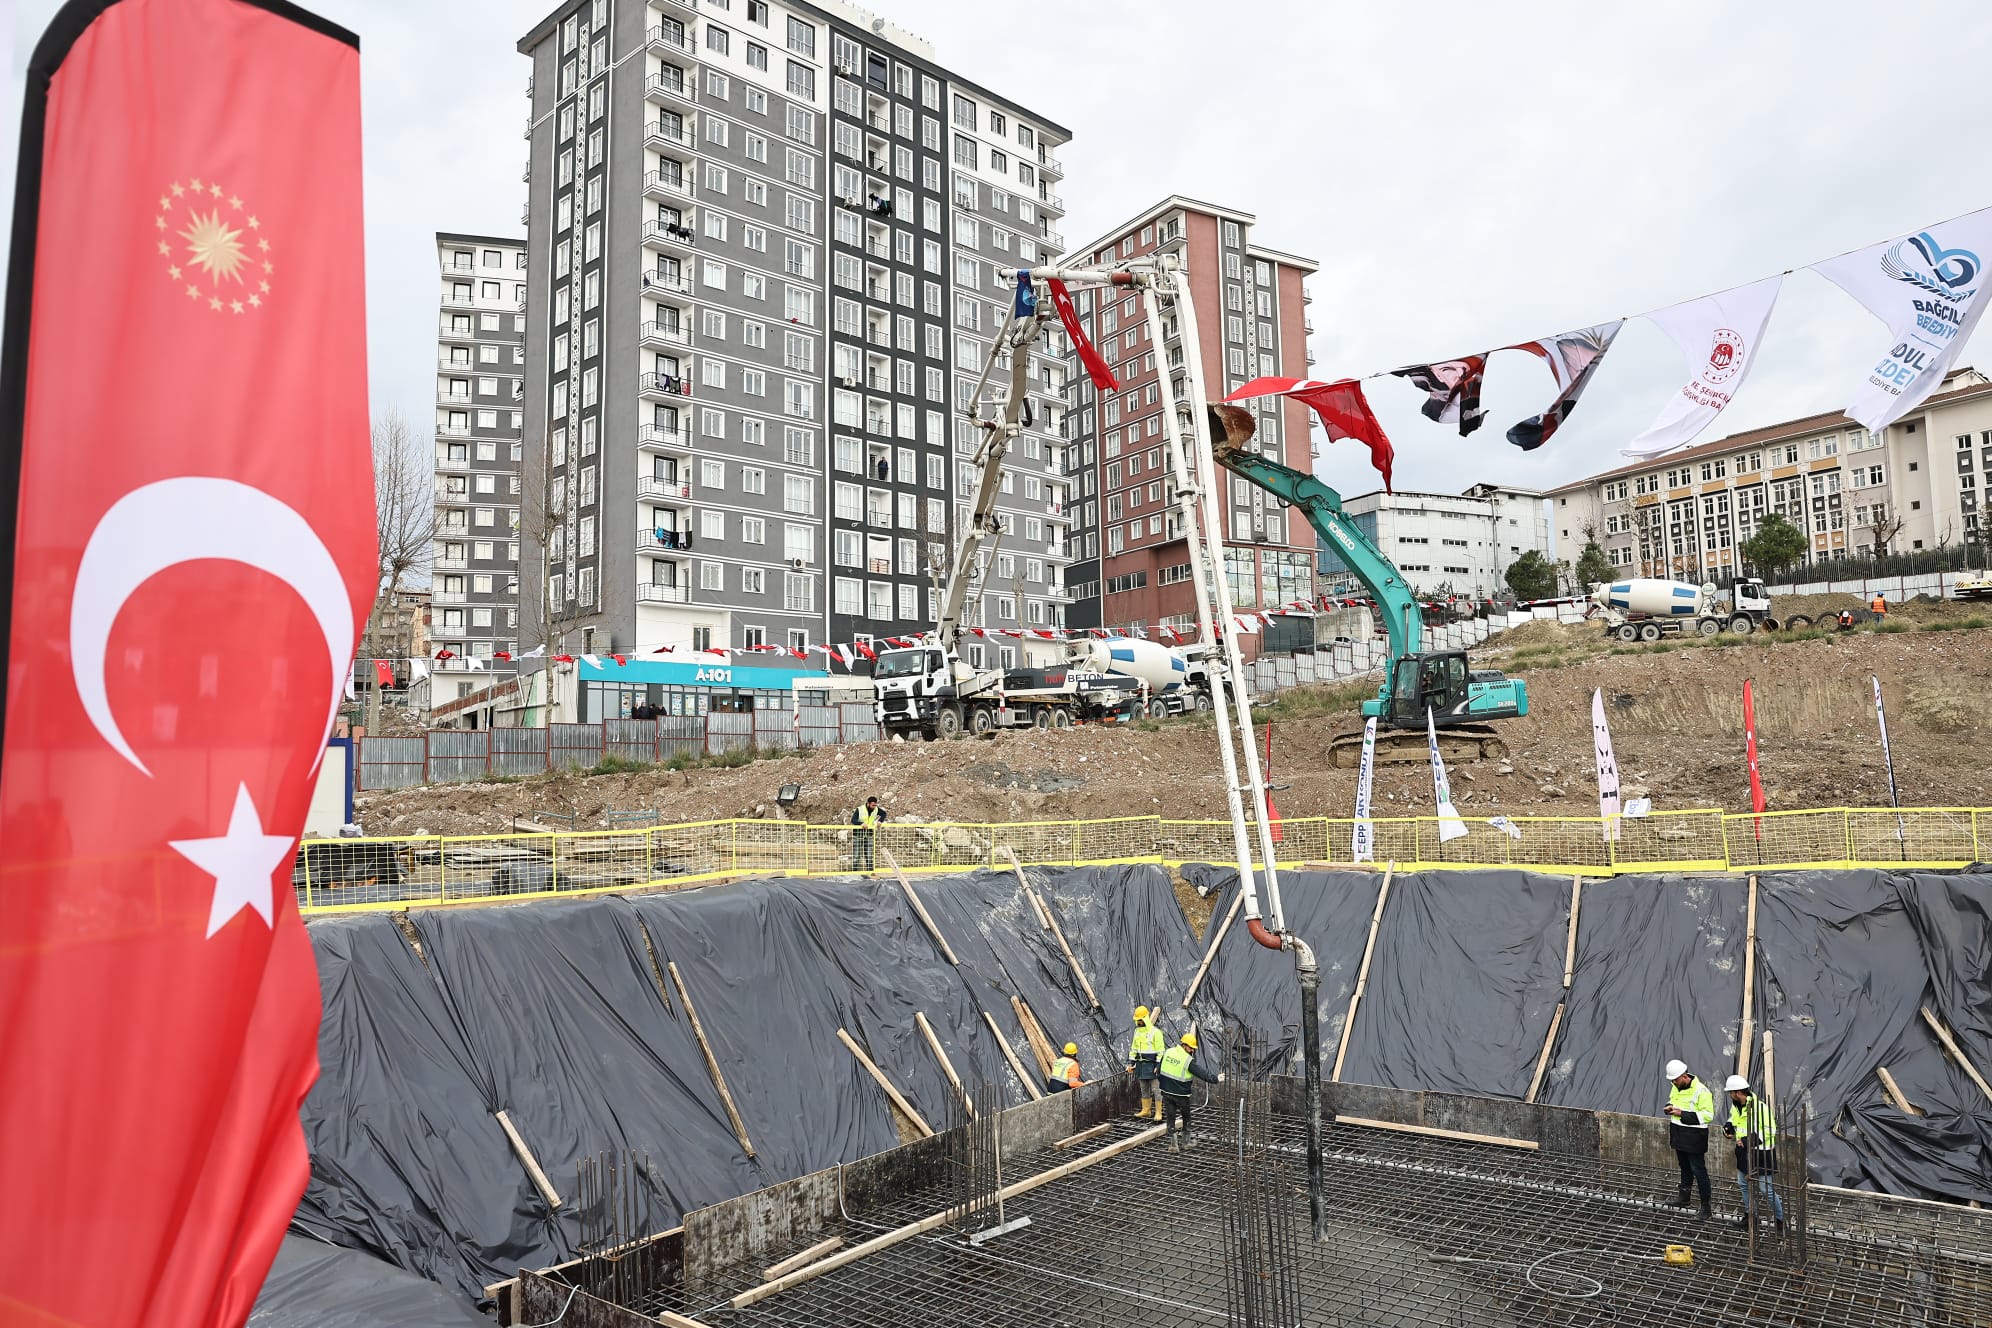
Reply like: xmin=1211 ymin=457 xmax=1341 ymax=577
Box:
xmin=168 ymin=783 xmax=295 ymax=937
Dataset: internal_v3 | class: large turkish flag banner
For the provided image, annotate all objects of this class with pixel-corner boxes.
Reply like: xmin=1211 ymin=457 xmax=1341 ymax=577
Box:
xmin=0 ymin=2 xmax=372 ymax=1324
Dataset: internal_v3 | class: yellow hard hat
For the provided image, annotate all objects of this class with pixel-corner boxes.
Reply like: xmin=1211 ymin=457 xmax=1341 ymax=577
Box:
xmin=1134 ymin=1005 xmax=1150 ymax=1022
xmin=1063 ymin=1042 xmax=1078 ymax=1056
xmin=1180 ymin=1031 xmax=1198 ymax=1050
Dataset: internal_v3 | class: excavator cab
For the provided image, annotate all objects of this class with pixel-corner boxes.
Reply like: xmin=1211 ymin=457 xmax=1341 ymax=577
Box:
xmin=1380 ymin=652 xmax=1471 ymax=728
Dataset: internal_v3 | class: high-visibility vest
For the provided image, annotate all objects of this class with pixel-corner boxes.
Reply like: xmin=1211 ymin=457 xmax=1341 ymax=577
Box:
xmin=855 ymin=807 xmax=882 ymax=829
xmin=1129 ymin=1024 xmax=1165 ymax=1061
xmin=1729 ymin=1095 xmax=1778 ymax=1148
xmin=1668 ymin=1076 xmax=1714 ymax=1129
xmin=1049 ymin=1055 xmax=1081 ymax=1087
xmin=1872 ymin=597 xmax=1887 ymax=613
xmin=1159 ymin=1044 xmax=1195 ymax=1088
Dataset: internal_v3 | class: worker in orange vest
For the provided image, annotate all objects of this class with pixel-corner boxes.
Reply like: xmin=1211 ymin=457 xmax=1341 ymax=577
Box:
xmin=1871 ymin=592 xmax=1887 ymax=618
xmin=1046 ymin=1042 xmax=1083 ymax=1093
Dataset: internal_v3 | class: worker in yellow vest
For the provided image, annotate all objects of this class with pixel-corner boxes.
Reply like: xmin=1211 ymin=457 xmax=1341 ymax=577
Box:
xmin=1046 ymin=1042 xmax=1083 ymax=1093
xmin=1127 ymin=1006 xmax=1166 ymax=1120
xmin=850 ymin=795 xmax=884 ymax=871
xmin=1724 ymin=1074 xmax=1784 ymax=1231
xmin=1663 ymin=1058 xmax=1714 ymax=1220
xmin=1157 ymin=1031 xmax=1223 ymax=1153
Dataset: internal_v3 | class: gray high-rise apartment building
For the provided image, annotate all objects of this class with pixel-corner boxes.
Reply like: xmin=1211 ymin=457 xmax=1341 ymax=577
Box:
xmin=433 ymin=233 xmax=528 ymax=661
xmin=516 ymin=0 xmax=1070 ymax=663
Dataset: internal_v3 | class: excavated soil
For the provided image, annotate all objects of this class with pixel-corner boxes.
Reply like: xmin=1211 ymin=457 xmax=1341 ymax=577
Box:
xmin=356 ymin=623 xmax=1992 ymax=837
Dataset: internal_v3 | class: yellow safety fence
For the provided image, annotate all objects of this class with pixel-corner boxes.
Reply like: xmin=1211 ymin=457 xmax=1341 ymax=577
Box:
xmin=291 ymin=807 xmax=1986 ymax=916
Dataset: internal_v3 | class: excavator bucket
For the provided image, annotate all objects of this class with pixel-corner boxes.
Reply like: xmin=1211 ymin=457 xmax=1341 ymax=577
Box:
xmin=1207 ymin=403 xmax=1256 ymax=457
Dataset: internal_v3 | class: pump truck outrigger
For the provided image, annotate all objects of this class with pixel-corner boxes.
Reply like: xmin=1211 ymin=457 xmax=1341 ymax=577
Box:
xmin=1205 ymin=404 xmax=1528 ymax=766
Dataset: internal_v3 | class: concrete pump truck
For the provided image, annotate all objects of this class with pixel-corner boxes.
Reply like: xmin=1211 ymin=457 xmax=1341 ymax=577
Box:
xmin=1206 ymin=404 xmax=1529 ymax=765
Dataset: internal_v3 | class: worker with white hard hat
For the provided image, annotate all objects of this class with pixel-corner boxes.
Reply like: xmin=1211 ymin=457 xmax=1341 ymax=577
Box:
xmin=1724 ymin=1074 xmax=1785 ymax=1232
xmin=1663 ymin=1058 xmax=1714 ymax=1220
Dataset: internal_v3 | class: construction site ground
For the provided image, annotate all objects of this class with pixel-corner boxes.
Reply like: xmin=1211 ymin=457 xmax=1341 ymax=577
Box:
xmin=357 ymin=593 xmax=1992 ymax=841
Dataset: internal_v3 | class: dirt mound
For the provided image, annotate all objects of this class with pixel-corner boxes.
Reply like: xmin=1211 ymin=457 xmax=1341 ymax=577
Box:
xmin=356 ymin=626 xmax=1992 ymax=836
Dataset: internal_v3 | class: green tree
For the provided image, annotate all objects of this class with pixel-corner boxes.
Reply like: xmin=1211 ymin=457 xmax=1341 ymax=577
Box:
xmin=1574 ymin=541 xmax=1613 ymax=590
xmin=1503 ymin=550 xmax=1558 ymax=600
xmin=1739 ymin=513 xmax=1807 ymax=579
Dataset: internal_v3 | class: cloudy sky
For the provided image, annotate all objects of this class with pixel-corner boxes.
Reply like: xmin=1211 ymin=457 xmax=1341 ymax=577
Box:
xmin=8 ymin=0 xmax=1992 ymax=507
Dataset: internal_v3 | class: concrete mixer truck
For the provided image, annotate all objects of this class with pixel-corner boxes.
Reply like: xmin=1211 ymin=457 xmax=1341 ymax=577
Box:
xmin=1586 ymin=577 xmax=1775 ymax=641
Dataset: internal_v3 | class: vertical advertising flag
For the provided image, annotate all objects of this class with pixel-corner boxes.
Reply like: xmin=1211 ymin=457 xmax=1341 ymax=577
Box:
xmin=1743 ymin=680 xmax=1768 ymax=840
xmin=0 ymin=3 xmax=370 ymax=1325
xmin=1814 ymin=207 xmax=1992 ymax=430
xmin=1427 ymin=707 xmax=1469 ymax=843
xmin=1593 ymin=688 xmax=1622 ymax=843
xmin=1351 ymin=715 xmax=1378 ymax=862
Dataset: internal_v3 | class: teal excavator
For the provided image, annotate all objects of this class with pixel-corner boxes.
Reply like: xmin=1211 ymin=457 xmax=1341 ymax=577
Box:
xmin=1208 ymin=405 xmax=1528 ymax=766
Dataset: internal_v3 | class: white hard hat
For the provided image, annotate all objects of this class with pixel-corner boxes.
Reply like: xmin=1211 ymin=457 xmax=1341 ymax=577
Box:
xmin=1664 ymin=1059 xmax=1688 ymax=1080
xmin=1724 ymin=1075 xmax=1750 ymax=1093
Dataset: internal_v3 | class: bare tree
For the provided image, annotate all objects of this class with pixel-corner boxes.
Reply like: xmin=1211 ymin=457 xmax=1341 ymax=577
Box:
xmin=1866 ymin=502 xmax=1906 ymax=558
xmin=361 ymin=408 xmax=435 ymax=732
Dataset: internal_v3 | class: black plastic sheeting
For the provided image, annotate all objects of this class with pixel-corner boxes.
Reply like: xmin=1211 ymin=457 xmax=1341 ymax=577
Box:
xmin=249 ymin=1236 xmax=489 ymax=1327
xmin=1189 ymin=864 xmax=1992 ymax=1203
xmin=295 ymin=866 xmax=1196 ymax=1304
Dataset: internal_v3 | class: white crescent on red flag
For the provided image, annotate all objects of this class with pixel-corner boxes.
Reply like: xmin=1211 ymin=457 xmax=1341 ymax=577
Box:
xmin=0 ymin=2 xmax=369 ymax=1323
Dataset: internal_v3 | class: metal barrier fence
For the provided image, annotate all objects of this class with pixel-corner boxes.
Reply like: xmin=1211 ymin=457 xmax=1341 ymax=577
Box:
xmin=292 ymin=805 xmax=1987 ymax=914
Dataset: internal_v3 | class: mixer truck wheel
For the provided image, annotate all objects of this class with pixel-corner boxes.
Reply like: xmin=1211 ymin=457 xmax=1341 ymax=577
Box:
xmin=1638 ymin=623 xmax=1662 ymax=643
xmin=936 ymin=705 xmax=964 ymax=739
xmin=1697 ymin=618 xmax=1721 ymax=637
xmin=1731 ymin=615 xmax=1756 ymax=635
xmin=1147 ymin=699 xmax=1168 ymax=719
xmin=1193 ymin=690 xmax=1212 ymax=713
xmin=970 ymin=707 xmax=995 ymax=735
xmin=1615 ymin=625 xmax=1638 ymax=642
xmin=1050 ymin=708 xmax=1073 ymax=730
xmin=1033 ymin=706 xmax=1052 ymax=730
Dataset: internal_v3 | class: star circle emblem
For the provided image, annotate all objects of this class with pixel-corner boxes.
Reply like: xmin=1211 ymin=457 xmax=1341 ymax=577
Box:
xmin=158 ymin=180 xmax=273 ymax=313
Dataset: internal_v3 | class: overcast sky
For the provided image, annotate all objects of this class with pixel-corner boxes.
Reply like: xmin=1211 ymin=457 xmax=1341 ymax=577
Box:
xmin=9 ymin=0 xmax=1992 ymax=504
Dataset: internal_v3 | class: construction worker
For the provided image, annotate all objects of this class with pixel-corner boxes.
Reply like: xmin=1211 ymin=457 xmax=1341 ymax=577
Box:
xmin=1872 ymin=591 xmax=1888 ymax=618
xmin=1127 ymin=1006 xmax=1165 ymax=1119
xmin=1046 ymin=1042 xmax=1083 ymax=1093
xmin=1663 ymin=1058 xmax=1714 ymax=1220
xmin=1157 ymin=1030 xmax=1223 ymax=1153
xmin=1724 ymin=1075 xmax=1785 ymax=1231
xmin=850 ymin=795 xmax=884 ymax=871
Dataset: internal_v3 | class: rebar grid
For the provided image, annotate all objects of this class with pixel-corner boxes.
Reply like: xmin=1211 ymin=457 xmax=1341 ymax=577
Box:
xmin=573 ymin=1150 xmax=661 ymax=1310
xmin=946 ymin=1082 xmax=1007 ymax=1235
xmin=624 ymin=1114 xmax=1992 ymax=1328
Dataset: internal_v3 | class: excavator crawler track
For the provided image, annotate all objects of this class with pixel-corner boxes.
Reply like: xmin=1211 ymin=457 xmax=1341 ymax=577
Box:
xmin=1328 ymin=723 xmax=1507 ymax=768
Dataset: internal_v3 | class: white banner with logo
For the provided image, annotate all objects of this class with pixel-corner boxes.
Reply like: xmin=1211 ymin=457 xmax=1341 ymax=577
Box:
xmin=1622 ymin=276 xmax=1783 ymax=458
xmin=1593 ymin=687 xmax=1621 ymax=843
xmin=1427 ymin=707 xmax=1469 ymax=843
xmin=1814 ymin=207 xmax=1992 ymax=430
xmin=1351 ymin=716 xmax=1377 ymax=862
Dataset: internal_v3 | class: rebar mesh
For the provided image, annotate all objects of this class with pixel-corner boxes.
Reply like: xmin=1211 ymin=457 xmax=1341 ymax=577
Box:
xmin=573 ymin=1149 xmax=662 ymax=1310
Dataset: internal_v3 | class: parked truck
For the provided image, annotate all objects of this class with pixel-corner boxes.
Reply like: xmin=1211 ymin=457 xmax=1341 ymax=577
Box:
xmin=1587 ymin=577 xmax=1776 ymax=640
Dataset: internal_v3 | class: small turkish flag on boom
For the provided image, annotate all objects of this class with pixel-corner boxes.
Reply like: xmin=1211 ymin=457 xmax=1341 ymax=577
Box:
xmin=0 ymin=3 xmax=370 ymax=1325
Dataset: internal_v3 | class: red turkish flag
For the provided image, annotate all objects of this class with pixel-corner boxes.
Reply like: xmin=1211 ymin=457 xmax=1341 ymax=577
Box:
xmin=373 ymin=659 xmax=396 ymax=688
xmin=0 ymin=3 xmax=369 ymax=1324
xmin=1225 ymin=376 xmax=1396 ymax=491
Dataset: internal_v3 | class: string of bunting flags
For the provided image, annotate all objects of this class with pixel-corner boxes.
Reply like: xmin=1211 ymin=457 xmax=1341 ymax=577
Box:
xmin=1221 ymin=204 xmax=1992 ymax=490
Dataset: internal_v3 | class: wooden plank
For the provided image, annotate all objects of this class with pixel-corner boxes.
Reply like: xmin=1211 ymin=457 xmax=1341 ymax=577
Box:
xmin=982 ymin=1010 xmax=1043 ymax=1101
xmin=1332 ymin=865 xmax=1394 ymax=1083
xmin=836 ymin=1027 xmax=935 ymax=1137
xmin=494 ymin=1109 xmax=562 ymax=1210
xmin=1736 ymin=874 xmax=1759 ymax=1078
xmin=1181 ymin=889 xmax=1245 ymax=1008
xmin=761 ymin=1236 xmax=846 ymax=1282
xmin=1761 ymin=1029 xmax=1778 ymax=1116
xmin=1338 ymin=1115 xmax=1539 ymax=1151
xmin=730 ymin=1125 xmax=1168 ymax=1309
xmin=1876 ymin=1065 xmax=1925 ymax=1117
xmin=1525 ymin=1003 xmax=1565 ymax=1105
xmin=880 ymin=848 xmax=960 ymax=965
xmin=1012 ymin=995 xmax=1056 ymax=1079
xmin=916 ymin=1011 xmax=974 ymax=1118
xmin=1562 ymin=875 xmax=1583 ymax=988
xmin=1032 ymin=886 xmax=1102 ymax=1012
xmin=1921 ymin=1006 xmax=1992 ymax=1107
xmin=1052 ymin=1122 xmax=1114 ymax=1149
xmin=998 ymin=847 xmax=1052 ymax=931
xmin=658 ymin=1312 xmax=709 ymax=1328
xmin=668 ymin=961 xmax=757 ymax=1159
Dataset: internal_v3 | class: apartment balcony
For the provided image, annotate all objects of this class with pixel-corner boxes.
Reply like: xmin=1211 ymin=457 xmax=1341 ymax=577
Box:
xmin=644 ymin=72 xmax=698 ymax=109
xmin=639 ymin=320 xmax=693 ymax=350
xmin=642 ymin=268 xmax=695 ymax=298
xmin=637 ymin=423 xmax=694 ymax=453
xmin=431 ymin=590 xmax=467 ymax=605
xmin=1042 ymin=228 xmax=1065 ymax=252
xmin=638 ymin=474 xmax=693 ymax=501
xmin=441 ymin=295 xmax=477 ymax=308
xmin=641 ymin=217 xmax=697 ymax=254
xmin=637 ymin=581 xmax=693 ymax=604
xmin=645 ymin=120 xmax=694 ymax=152
xmin=437 ymin=390 xmax=473 ymax=408
xmin=435 ymin=555 xmax=468 ymax=570
xmin=1038 ymin=189 xmax=1065 ymax=213
xmin=1037 ymin=149 xmax=1064 ymax=179
xmin=646 ymin=25 xmax=697 ymax=58
xmin=638 ymin=528 xmax=697 ymax=553
xmin=650 ymin=0 xmax=698 ymax=22
xmin=434 ymin=453 xmax=471 ymax=473
xmin=643 ymin=171 xmax=696 ymax=206
xmin=639 ymin=373 xmax=694 ymax=404
xmin=434 ymin=486 xmax=470 ymax=505
xmin=437 ymin=349 xmax=479 ymax=369
xmin=442 ymin=263 xmax=476 ymax=279
xmin=436 ymin=423 xmax=472 ymax=438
